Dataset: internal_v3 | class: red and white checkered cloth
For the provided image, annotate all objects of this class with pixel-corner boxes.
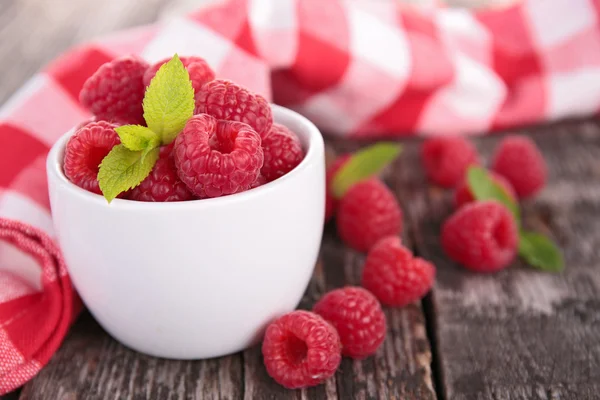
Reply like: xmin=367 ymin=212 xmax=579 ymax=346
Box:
xmin=1 ymin=0 xmax=600 ymax=392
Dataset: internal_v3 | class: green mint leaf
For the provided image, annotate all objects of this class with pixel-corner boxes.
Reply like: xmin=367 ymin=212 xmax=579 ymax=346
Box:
xmin=115 ymin=125 xmax=161 ymax=152
xmin=518 ymin=230 xmax=564 ymax=272
xmin=143 ymin=54 xmax=194 ymax=144
xmin=98 ymin=145 xmax=160 ymax=203
xmin=467 ymin=166 xmax=520 ymax=223
xmin=331 ymin=142 xmax=402 ymax=199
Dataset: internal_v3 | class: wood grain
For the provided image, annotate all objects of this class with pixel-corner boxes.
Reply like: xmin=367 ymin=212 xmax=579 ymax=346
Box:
xmin=403 ymin=120 xmax=600 ymax=400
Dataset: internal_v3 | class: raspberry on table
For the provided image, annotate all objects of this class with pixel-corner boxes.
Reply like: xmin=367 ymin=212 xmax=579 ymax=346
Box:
xmin=337 ymin=179 xmax=402 ymax=252
xmin=80 ymin=56 xmax=149 ymax=125
xmin=362 ymin=236 xmax=435 ymax=307
xmin=325 ymin=154 xmax=350 ymax=223
xmin=144 ymin=56 xmax=215 ymax=94
xmin=262 ymin=310 xmax=341 ymax=389
xmin=128 ymin=145 xmax=194 ymax=202
xmin=173 ymin=114 xmax=264 ymax=198
xmin=194 ymin=79 xmax=273 ymax=139
xmin=63 ymin=121 xmax=120 ymax=195
xmin=454 ymin=171 xmax=516 ymax=209
xmin=260 ymin=123 xmax=304 ymax=182
xmin=441 ymin=200 xmax=518 ymax=272
xmin=313 ymin=286 xmax=386 ymax=359
xmin=421 ymin=137 xmax=479 ymax=188
xmin=492 ymin=135 xmax=547 ymax=198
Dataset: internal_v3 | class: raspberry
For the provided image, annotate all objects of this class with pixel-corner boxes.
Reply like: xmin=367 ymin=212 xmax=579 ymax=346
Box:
xmin=173 ymin=114 xmax=263 ymax=198
xmin=324 ymin=154 xmax=350 ymax=223
xmin=80 ymin=56 xmax=149 ymax=125
xmin=144 ymin=56 xmax=215 ymax=94
xmin=454 ymin=171 xmax=516 ymax=209
xmin=262 ymin=310 xmax=341 ymax=389
xmin=63 ymin=121 xmax=120 ymax=194
xmin=250 ymin=174 xmax=267 ymax=189
xmin=337 ymin=179 xmax=402 ymax=252
xmin=128 ymin=146 xmax=194 ymax=202
xmin=194 ymin=79 xmax=273 ymax=139
xmin=362 ymin=236 xmax=435 ymax=307
xmin=260 ymin=123 xmax=304 ymax=182
xmin=441 ymin=201 xmax=518 ymax=272
xmin=313 ymin=287 xmax=386 ymax=359
xmin=421 ymin=137 xmax=479 ymax=188
xmin=491 ymin=135 xmax=547 ymax=198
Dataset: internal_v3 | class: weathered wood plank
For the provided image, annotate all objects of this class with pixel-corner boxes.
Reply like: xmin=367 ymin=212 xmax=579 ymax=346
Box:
xmin=19 ymin=313 xmax=244 ymax=400
xmin=403 ymin=120 xmax=600 ymax=400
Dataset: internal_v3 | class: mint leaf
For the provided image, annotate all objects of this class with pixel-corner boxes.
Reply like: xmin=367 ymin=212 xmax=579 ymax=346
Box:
xmin=115 ymin=125 xmax=161 ymax=152
xmin=467 ymin=166 xmax=520 ymax=223
xmin=143 ymin=54 xmax=194 ymax=144
xmin=98 ymin=145 xmax=160 ymax=203
xmin=519 ymin=230 xmax=564 ymax=272
xmin=331 ymin=142 xmax=402 ymax=199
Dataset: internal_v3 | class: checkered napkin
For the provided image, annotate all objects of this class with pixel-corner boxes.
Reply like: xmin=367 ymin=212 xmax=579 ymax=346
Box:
xmin=1 ymin=0 xmax=599 ymax=393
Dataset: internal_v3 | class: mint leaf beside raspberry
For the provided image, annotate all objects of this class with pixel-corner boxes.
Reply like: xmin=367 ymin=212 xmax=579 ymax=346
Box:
xmin=115 ymin=125 xmax=161 ymax=153
xmin=98 ymin=145 xmax=160 ymax=203
xmin=467 ymin=166 xmax=520 ymax=222
xmin=518 ymin=231 xmax=564 ymax=272
xmin=331 ymin=142 xmax=401 ymax=199
xmin=143 ymin=54 xmax=195 ymax=144
xmin=466 ymin=166 xmax=564 ymax=272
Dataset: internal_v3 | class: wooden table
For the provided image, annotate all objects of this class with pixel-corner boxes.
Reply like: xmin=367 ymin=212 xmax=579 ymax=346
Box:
xmin=3 ymin=1 xmax=600 ymax=399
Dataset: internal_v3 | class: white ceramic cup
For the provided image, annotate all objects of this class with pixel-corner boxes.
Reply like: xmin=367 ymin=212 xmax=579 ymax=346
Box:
xmin=46 ymin=105 xmax=325 ymax=359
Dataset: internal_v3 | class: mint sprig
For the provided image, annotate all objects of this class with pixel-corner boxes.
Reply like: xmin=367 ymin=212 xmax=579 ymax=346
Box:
xmin=143 ymin=54 xmax=195 ymax=144
xmin=467 ymin=166 xmax=564 ymax=272
xmin=331 ymin=142 xmax=402 ymax=199
xmin=97 ymin=54 xmax=194 ymax=203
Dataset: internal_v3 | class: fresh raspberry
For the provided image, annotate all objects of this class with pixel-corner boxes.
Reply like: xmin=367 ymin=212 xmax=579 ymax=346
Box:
xmin=324 ymin=154 xmax=350 ymax=223
xmin=337 ymin=179 xmax=402 ymax=252
xmin=313 ymin=287 xmax=386 ymax=359
xmin=144 ymin=56 xmax=215 ymax=94
xmin=260 ymin=123 xmax=304 ymax=182
xmin=262 ymin=310 xmax=341 ymax=389
xmin=194 ymin=79 xmax=273 ymax=139
xmin=441 ymin=201 xmax=518 ymax=272
xmin=491 ymin=135 xmax=547 ymax=198
xmin=173 ymin=114 xmax=263 ymax=198
xmin=80 ymin=56 xmax=149 ymax=125
xmin=453 ymin=171 xmax=517 ymax=209
xmin=128 ymin=146 xmax=194 ymax=202
xmin=63 ymin=121 xmax=120 ymax=194
xmin=421 ymin=137 xmax=479 ymax=188
xmin=362 ymin=236 xmax=436 ymax=307
xmin=250 ymin=174 xmax=267 ymax=189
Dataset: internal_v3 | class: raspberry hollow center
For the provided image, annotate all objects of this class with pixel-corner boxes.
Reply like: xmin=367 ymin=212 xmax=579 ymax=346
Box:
xmin=211 ymin=123 xmax=238 ymax=154
xmin=492 ymin=218 xmax=512 ymax=250
xmin=87 ymin=147 xmax=110 ymax=174
xmin=284 ymin=334 xmax=308 ymax=365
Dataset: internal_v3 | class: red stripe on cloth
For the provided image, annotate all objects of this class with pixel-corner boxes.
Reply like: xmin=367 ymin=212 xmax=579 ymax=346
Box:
xmin=189 ymin=0 xmax=257 ymax=54
xmin=477 ymin=5 xmax=545 ymax=130
xmin=355 ymin=9 xmax=453 ymax=136
xmin=45 ymin=46 xmax=114 ymax=103
xmin=0 ymin=124 xmax=50 ymax=188
xmin=7 ymin=156 xmax=50 ymax=211
xmin=272 ymin=0 xmax=351 ymax=106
